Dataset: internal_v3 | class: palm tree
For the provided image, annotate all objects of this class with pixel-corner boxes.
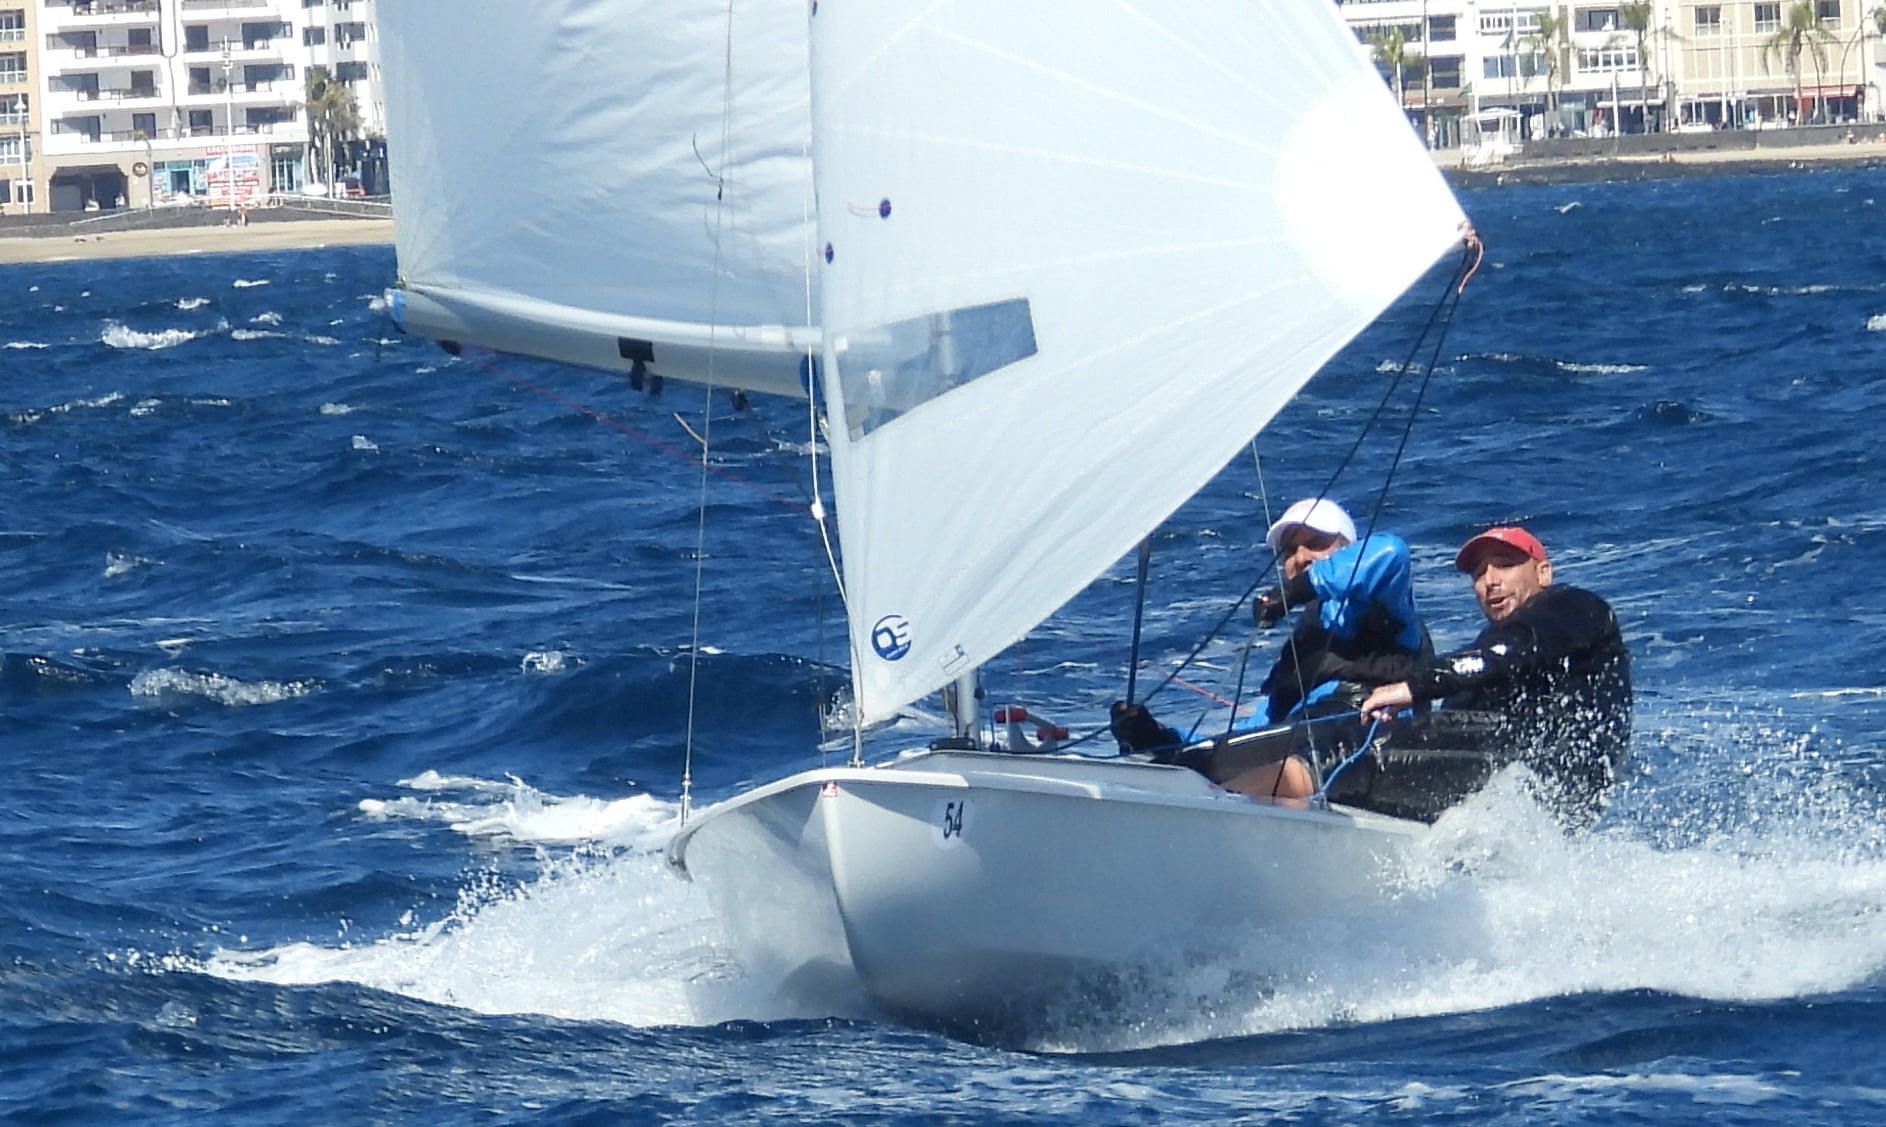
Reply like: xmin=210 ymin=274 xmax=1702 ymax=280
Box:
xmin=1524 ymin=8 xmax=1573 ymax=130
xmin=1620 ymin=2 xmax=1657 ymax=131
xmin=302 ymin=66 xmax=361 ymax=191
xmin=1367 ymin=27 xmax=1422 ymax=113
xmin=1762 ymin=1 xmax=1836 ymax=124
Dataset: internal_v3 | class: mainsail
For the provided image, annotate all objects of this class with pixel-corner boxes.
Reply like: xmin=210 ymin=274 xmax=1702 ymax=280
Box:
xmin=810 ymin=4 xmax=1467 ymax=722
xmin=381 ymin=2 xmax=818 ymax=397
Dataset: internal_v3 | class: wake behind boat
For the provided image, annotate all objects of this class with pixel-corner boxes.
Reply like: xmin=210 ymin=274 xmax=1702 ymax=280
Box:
xmin=381 ymin=1 xmax=1471 ymax=1041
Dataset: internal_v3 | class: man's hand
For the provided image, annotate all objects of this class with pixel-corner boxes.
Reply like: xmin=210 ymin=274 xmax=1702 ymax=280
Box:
xmin=1360 ymin=682 xmax=1415 ymax=721
xmin=1253 ymin=587 xmax=1290 ymax=628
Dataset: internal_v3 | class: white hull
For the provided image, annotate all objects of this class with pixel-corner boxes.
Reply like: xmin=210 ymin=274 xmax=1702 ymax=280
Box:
xmin=668 ymin=750 xmax=1424 ymax=1039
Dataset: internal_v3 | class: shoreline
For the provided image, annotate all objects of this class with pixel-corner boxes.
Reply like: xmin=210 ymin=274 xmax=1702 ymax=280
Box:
xmin=1439 ymin=137 xmax=1886 ymax=188
xmin=1 ymin=138 xmax=1881 ymax=266
xmin=0 ymin=216 xmax=394 ymax=267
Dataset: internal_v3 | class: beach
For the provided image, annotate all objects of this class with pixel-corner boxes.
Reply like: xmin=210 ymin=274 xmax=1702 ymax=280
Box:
xmin=0 ymin=215 xmax=394 ymax=267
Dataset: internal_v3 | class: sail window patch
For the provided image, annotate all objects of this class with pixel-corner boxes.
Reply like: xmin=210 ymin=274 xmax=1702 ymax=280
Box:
xmin=836 ymin=298 xmax=1037 ymax=439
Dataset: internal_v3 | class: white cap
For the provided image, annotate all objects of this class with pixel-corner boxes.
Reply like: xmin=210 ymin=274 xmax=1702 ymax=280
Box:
xmin=1265 ymin=498 xmax=1358 ymax=553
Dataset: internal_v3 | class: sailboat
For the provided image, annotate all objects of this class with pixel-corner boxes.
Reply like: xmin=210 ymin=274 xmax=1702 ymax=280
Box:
xmin=380 ymin=3 xmax=1469 ymax=1039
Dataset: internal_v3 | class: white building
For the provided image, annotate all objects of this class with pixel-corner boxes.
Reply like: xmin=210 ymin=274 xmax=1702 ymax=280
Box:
xmin=3 ymin=0 xmax=384 ymax=214
xmin=1338 ymin=1 xmax=1886 ymax=148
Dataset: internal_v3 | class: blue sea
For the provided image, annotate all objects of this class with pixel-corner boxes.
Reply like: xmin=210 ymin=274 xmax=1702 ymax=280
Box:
xmin=4 ymin=167 xmax=1886 ymax=1123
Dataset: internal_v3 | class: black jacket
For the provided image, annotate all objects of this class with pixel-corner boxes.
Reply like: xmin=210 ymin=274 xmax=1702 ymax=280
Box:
xmin=1407 ymin=584 xmax=1632 ymax=823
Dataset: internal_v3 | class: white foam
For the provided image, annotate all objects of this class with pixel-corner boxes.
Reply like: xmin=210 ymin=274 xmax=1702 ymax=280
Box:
xmin=1867 ymin=313 xmax=1886 ymax=332
xmin=177 ymin=297 xmax=211 ymax=311
xmin=102 ymin=321 xmax=225 ymax=350
xmin=190 ymin=732 xmax=1886 ymax=1050
xmin=129 ymin=667 xmax=318 ymax=707
xmin=359 ymin=771 xmax=670 ymax=847
xmin=232 ymin=278 xmax=270 ymax=288
xmin=5 ymin=341 xmax=48 ymax=350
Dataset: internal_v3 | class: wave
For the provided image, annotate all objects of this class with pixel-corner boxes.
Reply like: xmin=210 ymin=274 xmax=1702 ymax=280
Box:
xmin=101 ymin=320 xmax=228 ymax=350
xmin=129 ymin=667 xmax=319 ymax=707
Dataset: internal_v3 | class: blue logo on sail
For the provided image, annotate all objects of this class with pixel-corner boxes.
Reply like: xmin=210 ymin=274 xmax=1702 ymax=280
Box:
xmin=871 ymin=615 xmax=913 ymax=661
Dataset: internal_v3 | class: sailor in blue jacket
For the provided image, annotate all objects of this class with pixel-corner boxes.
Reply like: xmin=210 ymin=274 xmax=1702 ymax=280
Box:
xmin=1252 ymin=497 xmax=1432 ymax=723
xmin=1109 ymin=498 xmax=1431 ymax=797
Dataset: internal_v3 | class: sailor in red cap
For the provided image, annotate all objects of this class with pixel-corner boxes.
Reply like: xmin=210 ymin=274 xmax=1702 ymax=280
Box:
xmin=1361 ymin=525 xmax=1632 ymax=828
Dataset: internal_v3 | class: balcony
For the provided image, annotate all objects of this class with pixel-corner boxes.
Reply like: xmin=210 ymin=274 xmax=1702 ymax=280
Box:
xmin=56 ymin=0 xmax=160 ymax=24
xmin=179 ymin=0 xmax=271 ymax=11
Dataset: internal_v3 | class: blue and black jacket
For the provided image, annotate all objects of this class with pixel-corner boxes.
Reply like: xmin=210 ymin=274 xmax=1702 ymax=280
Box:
xmin=1258 ymin=533 xmax=1431 ymax=723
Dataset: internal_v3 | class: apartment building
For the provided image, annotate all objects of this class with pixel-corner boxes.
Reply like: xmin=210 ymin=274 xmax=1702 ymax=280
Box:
xmin=4 ymin=0 xmax=383 ymax=215
xmin=1339 ymin=1 xmax=1885 ymax=146
xmin=2 ymin=3 xmax=42 ymax=211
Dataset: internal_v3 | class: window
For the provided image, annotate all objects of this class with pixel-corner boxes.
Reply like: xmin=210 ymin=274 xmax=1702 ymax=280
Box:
xmin=132 ymin=111 xmax=155 ymax=138
xmin=1818 ymin=0 xmax=1842 ymax=24
xmin=1753 ymin=3 xmax=1781 ymax=32
xmin=303 ymin=27 xmax=326 ymax=46
xmin=1577 ymin=46 xmax=1640 ymax=73
xmin=1429 ymin=55 xmax=1463 ymax=88
xmin=0 ymin=51 xmax=23 ymax=83
xmin=1694 ymin=5 xmax=1722 ymax=34
xmin=1575 ymin=7 xmax=1621 ymax=33
xmin=188 ymin=108 xmax=212 ymax=136
xmin=184 ymin=24 xmax=208 ymax=52
xmin=0 ymin=9 xmax=23 ymax=44
xmin=269 ymin=145 xmax=302 ymax=192
xmin=56 ymin=114 xmax=102 ymax=142
xmin=1427 ymin=15 xmax=1456 ymax=42
xmin=334 ymin=61 xmax=370 ymax=82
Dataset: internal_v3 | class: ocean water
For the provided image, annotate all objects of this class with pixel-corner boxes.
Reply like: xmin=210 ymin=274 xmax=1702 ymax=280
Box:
xmin=4 ymin=166 xmax=1886 ymax=1123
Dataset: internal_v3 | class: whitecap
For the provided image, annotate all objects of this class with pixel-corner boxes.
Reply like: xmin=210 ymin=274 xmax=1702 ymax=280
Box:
xmin=4 ymin=341 xmax=48 ymax=350
xmin=105 ymin=552 xmax=158 ymax=578
xmin=520 ymin=651 xmax=567 ymax=674
xmin=129 ymin=667 xmax=318 ymax=707
xmin=1867 ymin=313 xmax=1886 ymax=332
xmin=320 ymin=402 xmax=357 ymax=416
xmin=231 ymin=329 xmax=291 ymax=342
xmin=250 ymin=311 xmax=282 ymax=326
xmin=102 ymin=320 xmax=224 ymax=350
xmin=176 ymin=297 xmax=211 ymax=311
xmin=351 ymin=435 xmax=379 ymax=452
xmin=231 ymin=278 xmax=270 ymax=288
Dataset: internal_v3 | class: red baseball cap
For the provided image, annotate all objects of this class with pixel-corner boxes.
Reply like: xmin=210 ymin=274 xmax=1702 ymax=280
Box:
xmin=1454 ymin=526 xmax=1548 ymax=572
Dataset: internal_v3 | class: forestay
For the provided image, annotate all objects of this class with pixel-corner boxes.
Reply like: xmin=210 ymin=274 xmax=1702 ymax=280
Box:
xmin=381 ymin=1 xmax=819 ymax=397
xmin=810 ymin=2 xmax=1467 ymax=723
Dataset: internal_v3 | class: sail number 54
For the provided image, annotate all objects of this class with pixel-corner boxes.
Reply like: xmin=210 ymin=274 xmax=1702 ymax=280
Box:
xmin=932 ymin=798 xmax=970 ymax=848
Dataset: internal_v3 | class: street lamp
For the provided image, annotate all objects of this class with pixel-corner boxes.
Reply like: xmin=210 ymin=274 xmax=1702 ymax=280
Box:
xmin=221 ymin=38 xmax=235 ymax=213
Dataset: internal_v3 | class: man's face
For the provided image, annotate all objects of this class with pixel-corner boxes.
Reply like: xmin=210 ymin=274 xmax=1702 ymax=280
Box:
xmin=1278 ymin=525 xmax=1345 ymax=581
xmin=1466 ymin=544 xmax=1552 ymax=622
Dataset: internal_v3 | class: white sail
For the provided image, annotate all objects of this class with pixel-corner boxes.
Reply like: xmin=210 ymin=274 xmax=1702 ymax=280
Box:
xmin=811 ymin=3 xmax=1467 ymax=723
xmin=381 ymin=1 xmax=818 ymax=397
